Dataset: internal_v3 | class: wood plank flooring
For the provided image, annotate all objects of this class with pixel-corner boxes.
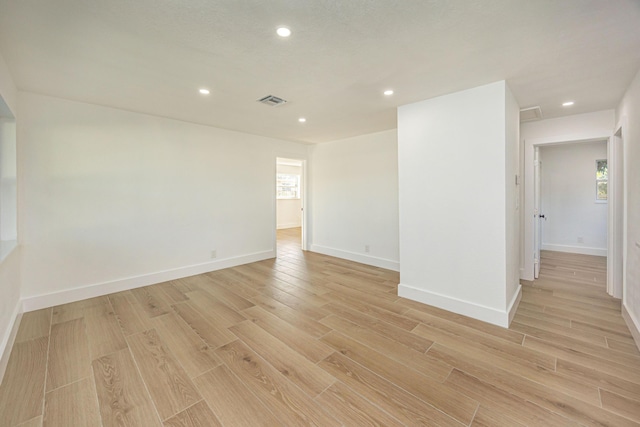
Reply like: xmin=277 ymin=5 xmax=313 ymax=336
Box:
xmin=1 ymin=228 xmax=639 ymax=426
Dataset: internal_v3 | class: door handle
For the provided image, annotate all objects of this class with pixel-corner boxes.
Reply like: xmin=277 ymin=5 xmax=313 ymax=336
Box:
xmin=539 ymin=214 xmax=546 ymax=219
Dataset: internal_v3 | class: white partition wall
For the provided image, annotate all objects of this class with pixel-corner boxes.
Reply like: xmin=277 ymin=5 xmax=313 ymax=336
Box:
xmin=616 ymin=68 xmax=640 ymax=350
xmin=397 ymin=81 xmax=521 ymax=327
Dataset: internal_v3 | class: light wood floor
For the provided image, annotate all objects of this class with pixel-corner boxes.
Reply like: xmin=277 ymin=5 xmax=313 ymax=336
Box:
xmin=1 ymin=229 xmax=639 ymax=426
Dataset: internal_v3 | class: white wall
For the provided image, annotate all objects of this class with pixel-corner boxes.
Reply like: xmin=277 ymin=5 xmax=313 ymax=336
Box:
xmin=521 ymin=111 xmax=614 ymax=141
xmin=540 ymin=141 xmax=608 ymax=256
xmin=276 ymin=164 xmax=302 ymax=229
xmin=18 ymin=92 xmax=309 ymax=309
xmin=0 ymin=52 xmax=16 ymax=116
xmin=520 ymin=110 xmax=614 ymax=280
xmin=505 ymin=84 xmax=521 ymax=312
xmin=0 ymin=51 xmax=21 ymax=384
xmin=397 ymin=81 xmax=520 ymax=327
xmin=617 ymin=68 xmax=640 ymax=349
xmin=310 ymin=129 xmax=399 ymax=271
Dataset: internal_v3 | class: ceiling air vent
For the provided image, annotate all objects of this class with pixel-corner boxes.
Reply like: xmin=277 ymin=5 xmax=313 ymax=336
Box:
xmin=520 ymin=106 xmax=543 ymax=122
xmin=257 ymin=95 xmax=288 ymax=107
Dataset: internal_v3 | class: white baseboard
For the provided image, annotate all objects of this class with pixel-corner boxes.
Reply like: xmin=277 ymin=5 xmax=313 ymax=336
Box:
xmin=277 ymin=223 xmax=301 ymax=230
xmin=541 ymin=243 xmax=607 ymax=257
xmin=0 ymin=300 xmax=22 ymax=386
xmin=623 ymin=303 xmax=640 ymax=353
xmin=22 ymin=250 xmax=275 ymax=312
xmin=520 ymin=267 xmax=533 ymax=282
xmin=507 ymin=284 xmax=522 ymax=326
xmin=310 ymin=244 xmax=399 ymax=272
xmin=397 ymin=282 xmax=520 ymax=328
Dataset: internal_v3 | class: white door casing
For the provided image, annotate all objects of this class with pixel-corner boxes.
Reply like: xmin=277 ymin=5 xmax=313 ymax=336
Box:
xmin=522 ymin=129 xmax=612 ymax=282
xmin=534 ymin=148 xmax=541 ymax=279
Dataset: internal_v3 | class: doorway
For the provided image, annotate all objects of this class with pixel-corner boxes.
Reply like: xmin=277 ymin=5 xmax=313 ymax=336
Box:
xmin=275 ymin=157 xmax=306 ymax=256
xmin=535 ymin=141 xmax=608 ymax=283
xmin=524 ymin=133 xmax=623 ymax=299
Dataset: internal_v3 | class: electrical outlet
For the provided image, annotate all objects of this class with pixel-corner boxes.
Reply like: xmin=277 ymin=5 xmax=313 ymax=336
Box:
xmin=577 ymin=237 xmax=584 ymax=243
xmin=211 ymin=250 xmax=217 ymax=259
xmin=364 ymin=244 xmax=370 ymax=253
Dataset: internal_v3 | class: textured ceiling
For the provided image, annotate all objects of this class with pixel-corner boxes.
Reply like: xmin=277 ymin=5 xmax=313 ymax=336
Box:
xmin=1 ymin=0 xmax=639 ymax=143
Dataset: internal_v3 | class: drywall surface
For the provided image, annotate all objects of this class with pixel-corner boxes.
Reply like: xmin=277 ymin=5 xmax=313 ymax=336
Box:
xmin=0 ymin=52 xmax=16 ymax=116
xmin=398 ymin=81 xmax=516 ymax=326
xmin=540 ymin=141 xmax=608 ymax=255
xmin=520 ymin=110 xmax=615 ymax=280
xmin=504 ymin=83 xmax=521 ymax=311
xmin=18 ymin=92 xmax=308 ymax=304
xmin=276 ymin=164 xmax=302 ymax=229
xmin=310 ymin=129 xmax=399 ymax=270
xmin=617 ymin=68 xmax=640 ymax=347
xmin=522 ymin=110 xmax=614 ymax=142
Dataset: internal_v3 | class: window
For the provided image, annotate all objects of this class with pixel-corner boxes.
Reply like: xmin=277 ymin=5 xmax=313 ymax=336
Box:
xmin=596 ymin=159 xmax=607 ymax=201
xmin=276 ymin=174 xmax=300 ymax=199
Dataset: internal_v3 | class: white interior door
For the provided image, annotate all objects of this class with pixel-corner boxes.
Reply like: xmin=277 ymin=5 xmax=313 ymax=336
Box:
xmin=533 ymin=148 xmax=542 ymax=279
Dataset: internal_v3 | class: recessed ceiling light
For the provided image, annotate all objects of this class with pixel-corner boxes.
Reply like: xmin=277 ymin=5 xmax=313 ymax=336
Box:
xmin=276 ymin=27 xmax=291 ymax=37
xmin=298 ymin=117 xmax=306 ymax=123
xmin=384 ymin=90 xmax=394 ymax=96
xmin=199 ymin=88 xmax=210 ymax=95
xmin=562 ymin=101 xmax=574 ymax=107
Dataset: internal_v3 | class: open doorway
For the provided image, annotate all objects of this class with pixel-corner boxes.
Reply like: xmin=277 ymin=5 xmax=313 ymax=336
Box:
xmin=276 ymin=157 xmax=305 ymax=256
xmin=523 ymin=131 xmax=619 ymax=289
xmin=535 ymin=140 xmax=608 ymax=285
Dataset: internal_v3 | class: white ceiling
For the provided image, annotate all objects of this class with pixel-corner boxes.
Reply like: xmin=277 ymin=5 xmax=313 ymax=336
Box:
xmin=1 ymin=0 xmax=639 ymax=144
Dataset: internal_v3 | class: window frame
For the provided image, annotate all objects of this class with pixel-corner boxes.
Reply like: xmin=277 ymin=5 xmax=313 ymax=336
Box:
xmin=595 ymin=158 xmax=608 ymax=203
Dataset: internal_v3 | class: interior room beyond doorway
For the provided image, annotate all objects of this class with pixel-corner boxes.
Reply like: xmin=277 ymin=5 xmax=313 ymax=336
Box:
xmin=276 ymin=157 xmax=303 ymax=254
xmin=538 ymin=141 xmax=608 ymax=260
